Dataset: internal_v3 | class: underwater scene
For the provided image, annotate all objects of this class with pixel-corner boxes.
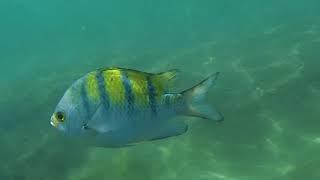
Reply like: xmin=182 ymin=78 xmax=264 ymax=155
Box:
xmin=1 ymin=0 xmax=319 ymax=179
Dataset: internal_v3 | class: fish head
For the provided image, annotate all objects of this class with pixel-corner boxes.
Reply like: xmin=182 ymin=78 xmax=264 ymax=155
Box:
xmin=50 ymin=85 xmax=86 ymax=136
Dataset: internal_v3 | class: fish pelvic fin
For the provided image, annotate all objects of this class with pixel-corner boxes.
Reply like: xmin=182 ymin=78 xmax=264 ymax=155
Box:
xmin=181 ymin=72 xmax=224 ymax=122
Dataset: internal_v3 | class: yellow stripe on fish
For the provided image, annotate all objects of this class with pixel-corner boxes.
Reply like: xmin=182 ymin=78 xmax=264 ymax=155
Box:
xmin=126 ymin=70 xmax=149 ymax=107
xmin=86 ymin=67 xmax=178 ymax=109
xmin=103 ymin=69 xmax=126 ymax=105
xmin=85 ymin=71 xmax=100 ymax=102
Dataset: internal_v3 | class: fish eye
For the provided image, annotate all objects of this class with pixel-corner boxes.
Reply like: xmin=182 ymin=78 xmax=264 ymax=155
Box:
xmin=55 ymin=112 xmax=65 ymax=122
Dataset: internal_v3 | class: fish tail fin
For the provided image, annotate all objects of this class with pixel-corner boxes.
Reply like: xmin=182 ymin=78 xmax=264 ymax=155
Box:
xmin=181 ymin=72 xmax=224 ymax=122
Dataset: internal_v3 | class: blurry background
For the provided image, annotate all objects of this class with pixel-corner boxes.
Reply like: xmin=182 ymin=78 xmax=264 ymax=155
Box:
xmin=0 ymin=0 xmax=319 ymax=179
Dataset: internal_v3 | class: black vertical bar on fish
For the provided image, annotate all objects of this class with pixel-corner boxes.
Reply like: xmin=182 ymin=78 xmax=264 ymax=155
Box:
xmin=121 ymin=71 xmax=134 ymax=115
xmin=147 ymin=76 xmax=157 ymax=116
xmin=80 ymin=79 xmax=91 ymax=123
xmin=96 ymin=70 xmax=110 ymax=110
xmin=164 ymin=94 xmax=171 ymax=107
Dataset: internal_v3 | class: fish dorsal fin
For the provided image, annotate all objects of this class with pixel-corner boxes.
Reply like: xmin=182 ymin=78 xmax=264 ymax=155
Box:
xmin=151 ymin=69 xmax=179 ymax=83
xmin=150 ymin=69 xmax=179 ymax=93
xmin=95 ymin=67 xmax=178 ymax=82
xmin=151 ymin=69 xmax=179 ymax=91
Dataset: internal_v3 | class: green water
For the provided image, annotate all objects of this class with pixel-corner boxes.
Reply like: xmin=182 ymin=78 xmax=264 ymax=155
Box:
xmin=1 ymin=0 xmax=320 ymax=179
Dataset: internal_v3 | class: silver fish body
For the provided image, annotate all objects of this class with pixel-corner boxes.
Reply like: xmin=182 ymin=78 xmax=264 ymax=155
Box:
xmin=50 ymin=67 xmax=223 ymax=147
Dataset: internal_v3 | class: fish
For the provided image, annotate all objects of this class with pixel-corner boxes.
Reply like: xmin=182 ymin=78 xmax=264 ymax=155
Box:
xmin=50 ymin=67 xmax=224 ymax=147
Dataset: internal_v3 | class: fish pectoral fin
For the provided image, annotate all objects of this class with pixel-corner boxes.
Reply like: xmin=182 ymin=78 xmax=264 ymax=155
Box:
xmin=85 ymin=104 xmax=105 ymax=132
xmin=86 ymin=104 xmax=120 ymax=134
xmin=83 ymin=124 xmax=97 ymax=135
xmin=92 ymin=129 xmax=136 ymax=148
xmin=149 ymin=122 xmax=188 ymax=141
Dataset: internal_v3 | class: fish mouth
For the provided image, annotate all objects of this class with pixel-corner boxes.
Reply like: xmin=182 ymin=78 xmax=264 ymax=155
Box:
xmin=50 ymin=120 xmax=55 ymax=127
xmin=50 ymin=115 xmax=59 ymax=128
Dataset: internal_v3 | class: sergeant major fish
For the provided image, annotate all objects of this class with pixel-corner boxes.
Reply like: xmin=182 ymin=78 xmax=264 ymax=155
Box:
xmin=50 ymin=67 xmax=224 ymax=147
